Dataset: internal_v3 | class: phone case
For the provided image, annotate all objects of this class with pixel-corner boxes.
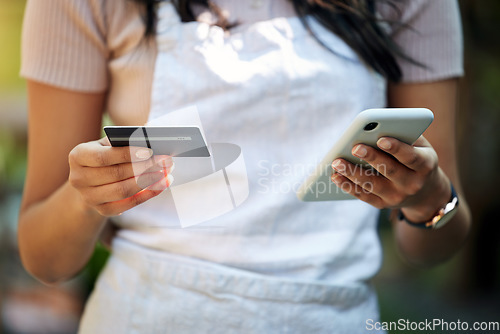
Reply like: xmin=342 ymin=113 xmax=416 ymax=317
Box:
xmin=296 ymin=108 xmax=434 ymax=201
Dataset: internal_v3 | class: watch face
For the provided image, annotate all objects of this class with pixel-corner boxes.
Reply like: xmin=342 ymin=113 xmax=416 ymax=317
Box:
xmin=433 ymin=213 xmax=452 ymax=229
xmin=430 ymin=187 xmax=459 ymax=229
xmin=433 ymin=202 xmax=459 ymax=229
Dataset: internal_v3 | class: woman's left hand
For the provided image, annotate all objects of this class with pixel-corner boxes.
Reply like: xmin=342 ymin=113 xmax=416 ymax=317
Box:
xmin=331 ymin=135 xmax=450 ymax=221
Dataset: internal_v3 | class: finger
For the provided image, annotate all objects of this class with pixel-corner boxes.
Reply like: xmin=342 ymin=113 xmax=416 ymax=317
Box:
xmin=147 ymin=173 xmax=174 ymax=191
xmin=133 ymin=155 xmax=175 ymax=178
xmin=70 ymin=141 xmax=156 ymax=167
xmin=95 ymin=175 xmax=173 ymax=216
xmin=84 ymin=170 xmax=168 ymax=205
xmin=351 ymin=143 xmax=415 ymax=186
xmin=81 ymin=157 xmax=174 ymax=187
xmin=332 ymin=158 xmax=390 ymax=192
xmin=330 ymin=172 xmax=385 ymax=209
xmin=332 ymin=158 xmax=417 ymax=207
xmin=137 ymin=168 xmax=174 ymax=189
xmin=376 ymin=137 xmax=437 ymax=173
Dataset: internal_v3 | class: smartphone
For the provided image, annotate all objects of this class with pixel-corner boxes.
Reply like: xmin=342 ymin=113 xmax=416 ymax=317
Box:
xmin=296 ymin=108 xmax=434 ymax=201
xmin=104 ymin=126 xmax=210 ymax=157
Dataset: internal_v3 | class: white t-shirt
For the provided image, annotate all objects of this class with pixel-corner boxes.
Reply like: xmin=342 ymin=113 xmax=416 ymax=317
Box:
xmin=21 ymin=0 xmax=463 ymax=127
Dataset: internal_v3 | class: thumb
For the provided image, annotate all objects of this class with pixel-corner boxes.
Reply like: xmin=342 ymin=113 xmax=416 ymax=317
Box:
xmin=98 ymin=136 xmax=111 ymax=147
xmin=413 ymin=135 xmax=433 ymax=149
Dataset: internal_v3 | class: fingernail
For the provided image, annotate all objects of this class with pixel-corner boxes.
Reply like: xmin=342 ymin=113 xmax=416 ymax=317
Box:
xmin=378 ymin=138 xmax=391 ymax=150
xmin=331 ymin=160 xmax=343 ymax=172
xmin=353 ymin=145 xmax=367 ymax=158
xmin=331 ymin=173 xmax=341 ymax=184
xmin=135 ymin=148 xmax=153 ymax=160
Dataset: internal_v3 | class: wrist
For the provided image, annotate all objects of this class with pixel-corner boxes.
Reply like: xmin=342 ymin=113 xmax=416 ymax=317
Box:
xmin=400 ymin=168 xmax=451 ymax=223
xmin=65 ymin=181 xmax=107 ymax=227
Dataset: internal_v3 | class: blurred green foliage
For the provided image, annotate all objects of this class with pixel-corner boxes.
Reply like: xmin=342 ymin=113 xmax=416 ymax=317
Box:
xmin=0 ymin=0 xmax=27 ymax=194
xmin=0 ymin=131 xmax=26 ymax=192
xmin=0 ymin=0 xmax=25 ymax=93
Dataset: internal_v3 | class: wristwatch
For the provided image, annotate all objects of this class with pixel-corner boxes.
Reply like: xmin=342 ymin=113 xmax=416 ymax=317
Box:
xmin=398 ymin=184 xmax=459 ymax=230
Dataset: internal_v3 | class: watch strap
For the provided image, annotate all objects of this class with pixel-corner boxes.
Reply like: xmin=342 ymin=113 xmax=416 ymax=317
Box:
xmin=399 ymin=184 xmax=459 ymax=230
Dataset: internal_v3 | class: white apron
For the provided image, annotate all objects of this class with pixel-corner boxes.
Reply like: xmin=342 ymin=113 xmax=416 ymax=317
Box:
xmin=80 ymin=1 xmax=387 ymax=333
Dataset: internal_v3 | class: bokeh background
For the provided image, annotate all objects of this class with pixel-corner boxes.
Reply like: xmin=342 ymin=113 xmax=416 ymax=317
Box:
xmin=0 ymin=0 xmax=499 ymax=333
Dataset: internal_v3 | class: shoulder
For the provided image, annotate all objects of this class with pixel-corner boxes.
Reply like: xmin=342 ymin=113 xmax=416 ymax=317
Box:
xmin=23 ymin=0 xmax=146 ymax=54
xmin=377 ymin=0 xmax=463 ymax=83
xmin=377 ymin=0 xmax=461 ymax=31
xmin=21 ymin=0 xmax=147 ymax=92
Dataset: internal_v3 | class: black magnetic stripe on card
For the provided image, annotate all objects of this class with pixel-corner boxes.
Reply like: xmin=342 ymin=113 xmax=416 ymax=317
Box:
xmin=141 ymin=127 xmax=151 ymax=149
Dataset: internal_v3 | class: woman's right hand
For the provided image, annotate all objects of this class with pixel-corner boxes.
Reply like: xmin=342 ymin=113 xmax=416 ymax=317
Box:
xmin=68 ymin=137 xmax=174 ymax=217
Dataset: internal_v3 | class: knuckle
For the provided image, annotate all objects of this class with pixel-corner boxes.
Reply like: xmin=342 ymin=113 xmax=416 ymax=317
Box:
xmin=68 ymin=172 xmax=82 ymax=188
xmin=68 ymin=145 xmax=82 ymax=165
xmin=121 ymin=148 xmax=131 ymax=163
xmin=388 ymin=193 xmax=405 ymax=207
xmin=115 ymin=182 xmax=132 ymax=199
xmin=406 ymin=179 xmax=424 ymax=196
xmin=111 ymin=165 xmax=125 ymax=181
xmin=96 ymin=204 xmax=113 ymax=217
xmin=421 ymin=158 xmax=437 ymax=174
xmin=95 ymin=151 xmax=108 ymax=166
xmin=384 ymin=165 xmax=398 ymax=177
xmin=407 ymin=153 xmax=420 ymax=166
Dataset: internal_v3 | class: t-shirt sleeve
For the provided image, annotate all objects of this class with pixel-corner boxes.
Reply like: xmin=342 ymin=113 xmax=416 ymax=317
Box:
xmin=379 ymin=0 xmax=464 ymax=83
xmin=20 ymin=0 xmax=109 ymax=92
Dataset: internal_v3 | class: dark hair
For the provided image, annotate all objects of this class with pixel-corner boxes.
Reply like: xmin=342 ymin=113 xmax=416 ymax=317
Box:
xmin=133 ymin=0 xmax=413 ymax=82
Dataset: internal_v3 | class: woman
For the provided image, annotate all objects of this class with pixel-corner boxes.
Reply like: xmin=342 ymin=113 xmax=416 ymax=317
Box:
xmin=19 ymin=0 xmax=471 ymax=332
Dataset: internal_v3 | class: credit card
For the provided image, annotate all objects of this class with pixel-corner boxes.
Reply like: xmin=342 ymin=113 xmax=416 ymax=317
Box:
xmin=104 ymin=126 xmax=210 ymax=157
